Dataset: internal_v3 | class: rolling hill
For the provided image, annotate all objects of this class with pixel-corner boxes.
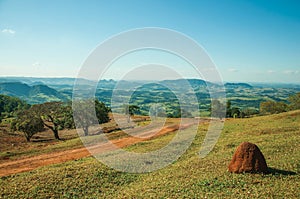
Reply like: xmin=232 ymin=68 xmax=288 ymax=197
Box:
xmin=0 ymin=77 xmax=299 ymax=112
xmin=0 ymin=82 xmax=69 ymax=104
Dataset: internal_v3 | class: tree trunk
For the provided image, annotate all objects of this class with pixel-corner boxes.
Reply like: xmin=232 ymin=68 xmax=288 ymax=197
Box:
xmin=53 ymin=128 xmax=60 ymax=140
xmin=127 ymin=114 xmax=130 ymax=123
xmin=83 ymin=126 xmax=89 ymax=136
xmin=44 ymin=123 xmax=60 ymax=140
xmin=25 ymin=135 xmax=30 ymax=142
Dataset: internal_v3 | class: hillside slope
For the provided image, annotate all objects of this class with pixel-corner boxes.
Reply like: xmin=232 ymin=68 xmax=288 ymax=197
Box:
xmin=0 ymin=82 xmax=69 ymax=104
xmin=0 ymin=111 xmax=299 ymax=198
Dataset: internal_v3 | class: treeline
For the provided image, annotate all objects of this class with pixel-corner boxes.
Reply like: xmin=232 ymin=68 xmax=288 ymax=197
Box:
xmin=225 ymin=92 xmax=300 ymax=118
xmin=226 ymin=100 xmax=259 ymax=118
xmin=1 ymin=92 xmax=300 ymax=141
xmin=260 ymin=92 xmax=300 ymax=115
xmin=209 ymin=99 xmax=259 ymax=119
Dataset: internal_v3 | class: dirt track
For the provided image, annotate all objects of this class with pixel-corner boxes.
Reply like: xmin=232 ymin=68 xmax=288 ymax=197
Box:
xmin=0 ymin=120 xmax=199 ymax=177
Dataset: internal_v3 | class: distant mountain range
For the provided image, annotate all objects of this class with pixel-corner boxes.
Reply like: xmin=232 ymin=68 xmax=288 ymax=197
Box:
xmin=0 ymin=77 xmax=248 ymax=104
xmin=0 ymin=77 xmax=252 ymax=89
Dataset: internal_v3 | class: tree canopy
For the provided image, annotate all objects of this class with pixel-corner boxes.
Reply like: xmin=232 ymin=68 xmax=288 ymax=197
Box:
xmin=11 ymin=110 xmax=44 ymax=141
xmin=259 ymin=92 xmax=300 ymax=115
xmin=31 ymin=102 xmax=74 ymax=140
xmin=0 ymin=94 xmax=29 ymax=122
xmin=11 ymin=102 xmax=74 ymax=140
xmin=260 ymin=101 xmax=287 ymax=115
xmin=288 ymin=92 xmax=300 ymax=110
xmin=210 ymin=99 xmax=226 ymax=119
xmin=73 ymin=99 xmax=110 ymax=136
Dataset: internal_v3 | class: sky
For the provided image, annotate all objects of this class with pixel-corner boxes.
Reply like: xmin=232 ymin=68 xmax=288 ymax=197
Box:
xmin=0 ymin=0 xmax=300 ymax=83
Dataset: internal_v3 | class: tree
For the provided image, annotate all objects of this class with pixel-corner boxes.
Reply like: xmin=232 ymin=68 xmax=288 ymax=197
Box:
xmin=73 ymin=99 xmax=110 ymax=136
xmin=95 ymin=100 xmax=110 ymax=124
xmin=11 ymin=110 xmax=44 ymax=141
xmin=124 ymin=104 xmax=140 ymax=122
xmin=240 ymin=108 xmax=259 ymax=118
xmin=288 ymin=92 xmax=300 ymax=110
xmin=226 ymin=100 xmax=241 ymax=118
xmin=30 ymin=102 xmax=73 ymax=140
xmin=274 ymin=101 xmax=288 ymax=113
xmin=210 ymin=99 xmax=226 ymax=119
xmin=230 ymin=107 xmax=241 ymax=118
xmin=260 ymin=101 xmax=274 ymax=114
xmin=0 ymin=94 xmax=29 ymax=122
xmin=260 ymin=101 xmax=287 ymax=115
xmin=226 ymin=100 xmax=232 ymax=117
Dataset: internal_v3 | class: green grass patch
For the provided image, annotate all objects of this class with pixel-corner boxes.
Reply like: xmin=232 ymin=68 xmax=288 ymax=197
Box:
xmin=1 ymin=111 xmax=299 ymax=198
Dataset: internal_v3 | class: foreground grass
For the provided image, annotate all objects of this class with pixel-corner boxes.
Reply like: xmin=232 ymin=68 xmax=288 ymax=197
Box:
xmin=1 ymin=111 xmax=299 ymax=198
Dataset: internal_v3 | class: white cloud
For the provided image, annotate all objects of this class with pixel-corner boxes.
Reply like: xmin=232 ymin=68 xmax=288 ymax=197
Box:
xmin=202 ymin=67 xmax=217 ymax=72
xmin=32 ymin=61 xmax=41 ymax=67
xmin=2 ymin=28 xmax=16 ymax=35
xmin=283 ymin=70 xmax=299 ymax=75
xmin=267 ymin=70 xmax=276 ymax=74
xmin=227 ymin=68 xmax=239 ymax=72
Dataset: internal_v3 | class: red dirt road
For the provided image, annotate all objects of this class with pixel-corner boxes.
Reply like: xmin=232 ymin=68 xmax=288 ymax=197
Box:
xmin=0 ymin=120 xmax=199 ymax=177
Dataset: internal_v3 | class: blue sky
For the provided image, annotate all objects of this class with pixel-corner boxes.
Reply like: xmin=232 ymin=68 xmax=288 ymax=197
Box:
xmin=0 ymin=0 xmax=299 ymax=83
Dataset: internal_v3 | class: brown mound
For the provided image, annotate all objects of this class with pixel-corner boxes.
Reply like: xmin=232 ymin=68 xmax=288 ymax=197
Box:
xmin=228 ymin=142 xmax=268 ymax=173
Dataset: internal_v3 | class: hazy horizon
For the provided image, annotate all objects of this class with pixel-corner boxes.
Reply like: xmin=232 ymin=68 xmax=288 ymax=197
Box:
xmin=1 ymin=75 xmax=300 ymax=85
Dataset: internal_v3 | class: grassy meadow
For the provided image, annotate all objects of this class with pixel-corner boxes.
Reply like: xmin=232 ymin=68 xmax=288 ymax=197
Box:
xmin=0 ymin=111 xmax=299 ymax=198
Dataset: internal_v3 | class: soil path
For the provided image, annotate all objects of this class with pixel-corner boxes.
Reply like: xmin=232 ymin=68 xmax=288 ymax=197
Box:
xmin=0 ymin=119 xmax=200 ymax=177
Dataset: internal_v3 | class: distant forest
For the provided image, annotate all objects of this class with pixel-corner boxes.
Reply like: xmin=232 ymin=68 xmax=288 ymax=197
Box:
xmin=1 ymin=77 xmax=300 ymax=141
